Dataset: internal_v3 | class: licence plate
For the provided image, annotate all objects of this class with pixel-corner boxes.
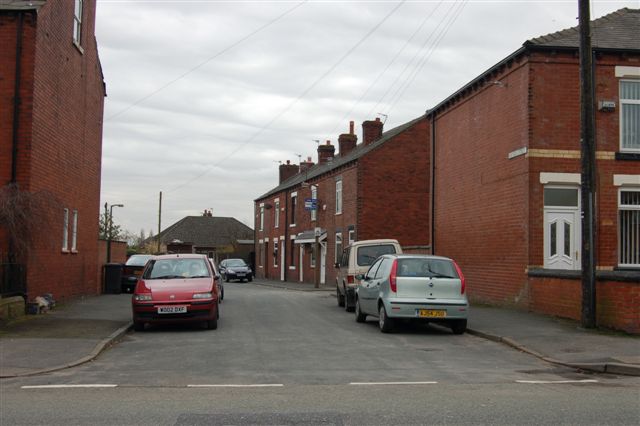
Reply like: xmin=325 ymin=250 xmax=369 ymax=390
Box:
xmin=158 ymin=306 xmax=187 ymax=314
xmin=418 ymin=309 xmax=446 ymax=318
xmin=236 ymin=273 xmax=245 ymax=277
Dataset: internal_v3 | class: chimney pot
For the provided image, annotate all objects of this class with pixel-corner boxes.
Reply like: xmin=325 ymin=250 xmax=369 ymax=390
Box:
xmin=338 ymin=122 xmax=358 ymax=157
xmin=349 ymin=121 xmax=354 ymax=135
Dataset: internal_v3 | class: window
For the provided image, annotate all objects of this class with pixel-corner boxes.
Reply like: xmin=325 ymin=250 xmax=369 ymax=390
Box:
xmin=310 ymin=246 xmax=316 ymax=268
xmin=619 ymin=189 xmax=640 ymax=267
xmin=274 ymin=199 xmax=280 ymax=228
xmin=310 ymin=185 xmax=317 ymax=221
xmin=335 ymin=179 xmax=342 ymax=215
xmin=290 ymin=192 xmax=297 ymax=226
xmin=543 ymin=186 xmax=580 ymax=270
xmin=62 ymin=208 xmax=69 ymax=251
xmin=73 ymin=0 xmax=83 ymax=45
xmin=71 ymin=210 xmax=78 ymax=252
xmin=259 ymin=204 xmax=264 ymax=231
xmin=348 ymin=229 xmax=355 ymax=245
xmin=259 ymin=240 xmax=264 ymax=267
xmin=273 ymin=240 xmax=279 ymax=267
xmin=620 ymin=80 xmax=640 ymax=152
xmin=335 ymin=233 xmax=343 ymax=265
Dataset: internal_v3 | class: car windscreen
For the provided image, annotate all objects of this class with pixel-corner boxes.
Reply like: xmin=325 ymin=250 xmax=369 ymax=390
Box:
xmin=144 ymin=258 xmax=211 ymax=279
xmin=126 ymin=255 xmax=152 ymax=267
xmin=356 ymin=245 xmax=397 ymax=266
xmin=225 ymin=259 xmax=247 ymax=267
xmin=396 ymin=258 xmax=457 ymax=279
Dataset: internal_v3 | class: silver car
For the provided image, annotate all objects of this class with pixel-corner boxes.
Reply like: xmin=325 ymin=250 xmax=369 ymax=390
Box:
xmin=354 ymin=254 xmax=468 ymax=334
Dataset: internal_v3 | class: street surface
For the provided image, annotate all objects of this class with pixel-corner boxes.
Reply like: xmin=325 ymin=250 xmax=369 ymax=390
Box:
xmin=2 ymin=282 xmax=639 ymax=425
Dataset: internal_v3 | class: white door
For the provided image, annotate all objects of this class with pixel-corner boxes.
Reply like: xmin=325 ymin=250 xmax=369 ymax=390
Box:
xmin=299 ymin=246 xmax=304 ymax=282
xmin=280 ymin=240 xmax=285 ymax=281
xmin=320 ymin=242 xmax=326 ymax=284
xmin=544 ymin=210 xmax=579 ymax=269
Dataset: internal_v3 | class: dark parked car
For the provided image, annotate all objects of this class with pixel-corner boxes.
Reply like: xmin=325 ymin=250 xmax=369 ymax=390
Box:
xmin=121 ymin=254 xmax=153 ymax=293
xmin=132 ymin=254 xmax=220 ymax=331
xmin=209 ymin=259 xmax=224 ymax=301
xmin=219 ymin=258 xmax=253 ymax=282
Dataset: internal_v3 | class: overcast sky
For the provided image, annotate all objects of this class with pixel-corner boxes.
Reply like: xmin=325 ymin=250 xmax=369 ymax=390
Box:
xmin=96 ymin=0 xmax=636 ymax=236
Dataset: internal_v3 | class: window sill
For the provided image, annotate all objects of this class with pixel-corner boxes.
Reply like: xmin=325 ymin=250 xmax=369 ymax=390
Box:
xmin=528 ymin=267 xmax=640 ymax=283
xmin=71 ymin=250 xmax=78 ymax=254
xmin=61 ymin=249 xmax=70 ymax=254
xmin=615 ymin=152 xmax=640 ymax=161
xmin=72 ymin=40 xmax=84 ymax=55
xmin=289 ymin=224 xmax=296 ymax=228
xmin=289 ymin=266 xmax=296 ymax=270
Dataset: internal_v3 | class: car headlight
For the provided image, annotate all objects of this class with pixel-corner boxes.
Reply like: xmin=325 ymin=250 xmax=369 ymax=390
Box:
xmin=134 ymin=294 xmax=152 ymax=301
xmin=227 ymin=269 xmax=235 ymax=273
xmin=193 ymin=292 xmax=212 ymax=299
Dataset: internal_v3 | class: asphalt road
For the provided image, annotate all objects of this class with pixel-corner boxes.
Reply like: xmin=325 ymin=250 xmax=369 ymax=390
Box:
xmin=2 ymin=283 xmax=639 ymax=425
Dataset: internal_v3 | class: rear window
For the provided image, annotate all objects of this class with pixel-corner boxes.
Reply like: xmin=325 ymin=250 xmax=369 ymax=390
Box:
xmin=396 ymin=258 xmax=457 ymax=278
xmin=126 ymin=255 xmax=152 ymax=267
xmin=356 ymin=244 xmax=397 ymax=266
xmin=144 ymin=258 xmax=211 ymax=279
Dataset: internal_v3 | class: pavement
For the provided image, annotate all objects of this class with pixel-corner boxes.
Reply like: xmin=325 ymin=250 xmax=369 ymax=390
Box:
xmin=0 ymin=279 xmax=638 ymax=378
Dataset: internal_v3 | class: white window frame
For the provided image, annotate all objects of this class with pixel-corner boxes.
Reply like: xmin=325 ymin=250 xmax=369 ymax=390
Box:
xmin=335 ymin=232 xmax=343 ymax=265
xmin=310 ymin=185 xmax=317 ymax=222
xmin=259 ymin=203 xmax=265 ymax=231
xmin=73 ymin=0 xmax=83 ymax=46
xmin=274 ymin=199 xmax=280 ymax=228
xmin=619 ymin=79 xmax=640 ymax=153
xmin=618 ymin=187 xmax=640 ymax=268
xmin=310 ymin=245 xmax=316 ymax=268
xmin=62 ymin=208 xmax=69 ymax=252
xmin=290 ymin=192 xmax=297 ymax=227
xmin=289 ymin=235 xmax=296 ymax=270
xmin=71 ymin=210 xmax=78 ymax=252
xmin=348 ymin=229 xmax=355 ymax=245
xmin=335 ymin=179 xmax=342 ymax=215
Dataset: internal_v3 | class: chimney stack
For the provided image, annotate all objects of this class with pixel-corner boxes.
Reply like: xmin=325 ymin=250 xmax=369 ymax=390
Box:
xmin=317 ymin=140 xmax=335 ymax=164
xmin=299 ymin=156 xmax=315 ymax=173
xmin=279 ymin=160 xmax=299 ymax=183
xmin=338 ymin=120 xmax=358 ymax=157
xmin=362 ymin=117 xmax=384 ymax=146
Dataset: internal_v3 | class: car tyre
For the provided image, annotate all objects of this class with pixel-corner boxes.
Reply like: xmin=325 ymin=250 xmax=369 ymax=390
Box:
xmin=355 ymin=298 xmax=366 ymax=323
xmin=337 ymin=286 xmax=345 ymax=307
xmin=133 ymin=321 xmax=145 ymax=332
xmin=378 ymin=304 xmax=394 ymax=333
xmin=450 ymin=319 xmax=467 ymax=335
xmin=225 ymin=274 xmax=230 ymax=283
xmin=207 ymin=316 xmax=218 ymax=330
xmin=220 ymin=287 xmax=224 ymax=301
xmin=248 ymin=276 xmax=253 ymax=282
xmin=344 ymin=287 xmax=355 ymax=312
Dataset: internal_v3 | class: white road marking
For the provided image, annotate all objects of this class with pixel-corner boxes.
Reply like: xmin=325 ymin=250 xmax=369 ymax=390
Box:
xmin=516 ymin=379 xmax=599 ymax=384
xmin=187 ymin=384 xmax=284 ymax=388
xmin=21 ymin=384 xmax=118 ymax=389
xmin=349 ymin=381 xmax=438 ymax=386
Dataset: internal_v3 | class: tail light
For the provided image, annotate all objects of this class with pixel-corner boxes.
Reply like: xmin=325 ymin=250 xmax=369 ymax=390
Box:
xmin=347 ymin=275 xmax=354 ymax=284
xmin=453 ymin=261 xmax=466 ymax=295
xmin=389 ymin=259 xmax=398 ymax=293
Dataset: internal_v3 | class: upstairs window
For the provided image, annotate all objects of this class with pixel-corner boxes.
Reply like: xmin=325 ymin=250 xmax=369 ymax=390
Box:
xmin=71 ymin=210 xmax=78 ymax=252
xmin=619 ymin=189 xmax=640 ymax=268
xmin=335 ymin=179 xmax=343 ymax=215
xmin=259 ymin=204 xmax=265 ymax=231
xmin=290 ymin=192 xmax=297 ymax=226
xmin=62 ymin=208 xmax=69 ymax=251
xmin=274 ymin=199 xmax=280 ymax=228
xmin=620 ymin=80 xmax=640 ymax=152
xmin=310 ymin=185 xmax=317 ymax=222
xmin=73 ymin=0 xmax=83 ymax=45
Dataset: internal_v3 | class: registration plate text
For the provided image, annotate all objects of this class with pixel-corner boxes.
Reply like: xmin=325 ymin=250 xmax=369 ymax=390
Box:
xmin=418 ymin=309 xmax=446 ymax=318
xmin=158 ymin=306 xmax=187 ymax=314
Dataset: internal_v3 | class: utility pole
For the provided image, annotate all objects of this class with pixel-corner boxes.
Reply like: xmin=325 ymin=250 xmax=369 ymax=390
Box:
xmin=157 ymin=191 xmax=162 ymax=254
xmin=579 ymin=0 xmax=597 ymax=328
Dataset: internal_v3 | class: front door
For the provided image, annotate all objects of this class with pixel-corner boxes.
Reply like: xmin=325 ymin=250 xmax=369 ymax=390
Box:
xmin=299 ymin=245 xmax=304 ymax=282
xmin=280 ymin=239 xmax=285 ymax=281
xmin=544 ymin=210 xmax=579 ymax=269
xmin=320 ymin=242 xmax=326 ymax=284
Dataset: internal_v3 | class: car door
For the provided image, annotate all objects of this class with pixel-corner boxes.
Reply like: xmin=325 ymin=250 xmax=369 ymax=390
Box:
xmin=359 ymin=258 xmax=384 ymax=314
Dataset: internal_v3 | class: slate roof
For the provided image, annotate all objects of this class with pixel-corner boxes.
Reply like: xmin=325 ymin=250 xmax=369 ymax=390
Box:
xmin=156 ymin=216 xmax=254 ymax=247
xmin=526 ymin=8 xmax=640 ymax=51
xmin=256 ymin=114 xmax=427 ymax=200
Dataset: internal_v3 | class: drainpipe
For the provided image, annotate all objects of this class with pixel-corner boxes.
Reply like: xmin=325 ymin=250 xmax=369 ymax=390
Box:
xmin=283 ymin=192 xmax=289 ymax=282
xmin=11 ymin=12 xmax=24 ymax=184
xmin=430 ymin=112 xmax=436 ymax=255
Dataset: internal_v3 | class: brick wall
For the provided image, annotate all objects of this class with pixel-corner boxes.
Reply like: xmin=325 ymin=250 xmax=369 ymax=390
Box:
xmin=1 ymin=3 xmax=105 ymax=301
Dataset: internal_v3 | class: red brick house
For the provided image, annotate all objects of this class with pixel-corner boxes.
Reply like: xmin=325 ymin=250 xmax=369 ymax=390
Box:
xmin=0 ymin=1 xmax=106 ymax=301
xmin=254 ymin=117 xmax=431 ymax=287
xmin=428 ymin=8 xmax=639 ymax=333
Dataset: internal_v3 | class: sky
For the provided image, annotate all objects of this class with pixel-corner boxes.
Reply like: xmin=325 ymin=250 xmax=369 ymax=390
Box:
xmin=95 ymin=0 xmax=637 ymax=237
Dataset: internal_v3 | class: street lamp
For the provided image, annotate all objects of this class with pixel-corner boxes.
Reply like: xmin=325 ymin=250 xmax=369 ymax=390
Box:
xmin=106 ymin=203 xmax=124 ymax=263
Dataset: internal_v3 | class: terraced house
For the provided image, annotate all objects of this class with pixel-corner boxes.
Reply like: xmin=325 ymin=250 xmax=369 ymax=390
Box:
xmin=254 ymin=8 xmax=639 ymax=333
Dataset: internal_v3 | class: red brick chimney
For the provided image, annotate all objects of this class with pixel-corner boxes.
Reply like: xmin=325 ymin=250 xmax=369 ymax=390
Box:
xmin=299 ymin=156 xmax=315 ymax=173
xmin=338 ymin=121 xmax=358 ymax=157
xmin=362 ymin=117 xmax=383 ymax=145
xmin=317 ymin=140 xmax=335 ymax=164
xmin=279 ymin=160 xmax=299 ymax=183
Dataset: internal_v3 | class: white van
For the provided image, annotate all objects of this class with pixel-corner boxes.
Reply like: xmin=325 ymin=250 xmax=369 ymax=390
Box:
xmin=335 ymin=239 xmax=402 ymax=312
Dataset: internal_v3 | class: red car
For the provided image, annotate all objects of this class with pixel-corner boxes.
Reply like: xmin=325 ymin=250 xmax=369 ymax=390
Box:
xmin=132 ymin=254 xmax=220 ymax=331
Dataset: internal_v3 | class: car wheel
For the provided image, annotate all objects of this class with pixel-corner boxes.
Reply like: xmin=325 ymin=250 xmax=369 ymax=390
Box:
xmin=345 ymin=288 xmax=355 ymax=313
xmin=133 ymin=321 xmax=144 ymax=332
xmin=248 ymin=276 xmax=253 ymax=282
xmin=225 ymin=275 xmax=230 ymax=282
xmin=378 ymin=304 xmax=394 ymax=333
xmin=355 ymin=298 xmax=366 ymax=323
xmin=450 ymin=319 xmax=467 ymax=335
xmin=337 ymin=286 xmax=345 ymax=307
xmin=221 ymin=288 xmax=224 ymax=301
xmin=207 ymin=316 xmax=218 ymax=330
